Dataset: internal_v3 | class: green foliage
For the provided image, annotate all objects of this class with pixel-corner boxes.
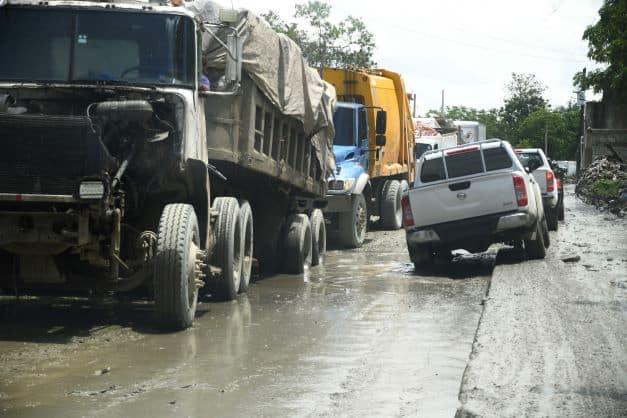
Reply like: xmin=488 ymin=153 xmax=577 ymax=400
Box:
xmin=591 ymin=179 xmax=621 ymax=198
xmin=573 ymin=0 xmax=627 ymax=103
xmin=261 ymin=1 xmax=376 ymax=69
xmin=500 ymin=73 xmax=547 ymax=141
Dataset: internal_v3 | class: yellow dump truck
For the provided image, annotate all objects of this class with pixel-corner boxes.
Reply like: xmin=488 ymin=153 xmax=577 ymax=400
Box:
xmin=322 ymin=68 xmax=415 ymax=247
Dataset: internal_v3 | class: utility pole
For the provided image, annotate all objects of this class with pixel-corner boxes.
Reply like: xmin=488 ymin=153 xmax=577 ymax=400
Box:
xmin=440 ymin=89 xmax=445 ymax=116
xmin=544 ymin=123 xmax=548 ymax=155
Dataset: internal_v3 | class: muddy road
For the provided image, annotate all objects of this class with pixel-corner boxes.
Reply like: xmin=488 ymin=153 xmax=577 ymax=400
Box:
xmin=1 ymin=185 xmax=625 ymax=417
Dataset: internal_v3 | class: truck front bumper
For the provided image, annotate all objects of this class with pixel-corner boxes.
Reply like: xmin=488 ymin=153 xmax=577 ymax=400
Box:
xmin=324 ymin=193 xmax=353 ymax=213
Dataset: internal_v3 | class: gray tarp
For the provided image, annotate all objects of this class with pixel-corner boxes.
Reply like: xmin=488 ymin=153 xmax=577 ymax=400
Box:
xmin=187 ymin=0 xmax=337 ymax=174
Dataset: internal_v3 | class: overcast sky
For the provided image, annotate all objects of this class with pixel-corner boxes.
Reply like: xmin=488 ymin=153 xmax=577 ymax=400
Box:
xmin=233 ymin=0 xmax=603 ymax=114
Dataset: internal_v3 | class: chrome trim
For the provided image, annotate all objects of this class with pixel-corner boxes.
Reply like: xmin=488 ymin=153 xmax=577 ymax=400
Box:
xmin=0 ymin=193 xmax=76 ymax=203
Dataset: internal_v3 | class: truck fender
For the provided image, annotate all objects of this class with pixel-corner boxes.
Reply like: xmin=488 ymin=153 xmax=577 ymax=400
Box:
xmin=353 ymin=173 xmax=370 ymax=195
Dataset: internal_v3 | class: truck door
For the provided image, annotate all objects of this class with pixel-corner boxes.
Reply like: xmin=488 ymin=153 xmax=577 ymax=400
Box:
xmin=358 ymin=108 xmax=369 ymax=170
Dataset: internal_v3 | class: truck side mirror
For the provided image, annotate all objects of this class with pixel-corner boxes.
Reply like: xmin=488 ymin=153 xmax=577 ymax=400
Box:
xmin=376 ymin=110 xmax=387 ymax=136
xmin=376 ymin=135 xmax=387 ymax=147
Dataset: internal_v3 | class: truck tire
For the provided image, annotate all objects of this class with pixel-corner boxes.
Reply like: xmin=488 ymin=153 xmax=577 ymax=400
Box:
xmin=238 ymin=200 xmax=253 ymax=294
xmin=542 ymin=216 xmax=550 ymax=248
xmin=154 ymin=204 xmax=201 ymax=330
xmin=212 ymin=197 xmax=242 ymax=300
xmin=546 ymin=206 xmax=559 ymax=231
xmin=283 ymin=214 xmax=312 ymax=274
xmin=339 ymin=193 xmax=367 ymax=248
xmin=409 ymin=244 xmax=433 ymax=270
xmin=558 ymin=200 xmax=565 ymax=221
xmin=381 ymin=180 xmax=403 ymax=230
xmin=524 ymin=220 xmax=546 ymax=259
xmin=400 ymin=179 xmax=409 ymax=193
xmin=310 ymin=209 xmax=326 ymax=267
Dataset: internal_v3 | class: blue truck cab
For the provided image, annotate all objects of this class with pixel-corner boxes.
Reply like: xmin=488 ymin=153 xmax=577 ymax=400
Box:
xmin=325 ymin=102 xmax=388 ymax=247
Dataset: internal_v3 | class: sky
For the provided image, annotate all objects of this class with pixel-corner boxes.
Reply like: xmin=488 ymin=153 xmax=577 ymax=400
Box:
xmin=233 ymin=0 xmax=604 ymax=114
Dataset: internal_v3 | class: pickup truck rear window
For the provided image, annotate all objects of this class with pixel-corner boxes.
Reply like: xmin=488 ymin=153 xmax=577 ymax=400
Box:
xmin=445 ymin=151 xmax=483 ymax=178
xmin=484 ymin=147 xmax=512 ymax=171
xmin=420 ymin=157 xmax=446 ymax=182
xmin=420 ymin=144 xmax=513 ymax=183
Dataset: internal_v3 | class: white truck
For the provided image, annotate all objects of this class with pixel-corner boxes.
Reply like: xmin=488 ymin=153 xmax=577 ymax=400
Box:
xmin=402 ymin=139 xmax=549 ymax=268
xmin=514 ymin=148 xmax=559 ymax=231
xmin=414 ymin=134 xmax=458 ymax=160
xmin=454 ymin=120 xmax=486 ymax=143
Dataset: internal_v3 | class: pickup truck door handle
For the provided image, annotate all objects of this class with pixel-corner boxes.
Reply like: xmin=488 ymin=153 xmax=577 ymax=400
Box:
xmin=449 ymin=181 xmax=471 ymax=191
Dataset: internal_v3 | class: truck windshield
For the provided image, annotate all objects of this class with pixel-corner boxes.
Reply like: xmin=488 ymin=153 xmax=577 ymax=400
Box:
xmin=0 ymin=8 xmax=195 ymax=87
xmin=333 ymin=107 xmax=355 ymax=146
xmin=516 ymin=152 xmax=543 ymax=169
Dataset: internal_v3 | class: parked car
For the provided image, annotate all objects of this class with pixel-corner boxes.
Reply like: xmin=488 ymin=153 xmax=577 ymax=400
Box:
xmin=402 ymin=139 xmax=549 ymax=269
xmin=550 ymin=160 xmax=566 ymax=220
xmin=514 ymin=148 xmax=559 ymax=230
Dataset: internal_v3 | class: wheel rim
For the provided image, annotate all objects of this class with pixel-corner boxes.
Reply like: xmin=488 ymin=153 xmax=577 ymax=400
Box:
xmin=395 ymin=187 xmax=402 ymax=226
xmin=318 ymin=221 xmax=326 ymax=265
xmin=188 ymin=240 xmax=202 ymax=307
xmin=232 ymin=217 xmax=242 ymax=291
xmin=242 ymin=217 xmax=253 ymax=280
xmin=355 ymin=200 xmax=367 ymax=241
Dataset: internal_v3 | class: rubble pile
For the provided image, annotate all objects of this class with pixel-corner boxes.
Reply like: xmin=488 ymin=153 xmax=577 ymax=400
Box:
xmin=576 ymin=156 xmax=627 ymax=215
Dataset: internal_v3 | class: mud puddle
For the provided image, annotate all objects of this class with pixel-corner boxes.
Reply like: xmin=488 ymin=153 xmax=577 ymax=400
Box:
xmin=1 ymin=230 xmax=492 ymax=417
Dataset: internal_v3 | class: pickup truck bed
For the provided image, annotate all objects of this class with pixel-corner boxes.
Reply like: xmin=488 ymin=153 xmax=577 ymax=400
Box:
xmin=402 ymin=140 xmax=549 ymax=268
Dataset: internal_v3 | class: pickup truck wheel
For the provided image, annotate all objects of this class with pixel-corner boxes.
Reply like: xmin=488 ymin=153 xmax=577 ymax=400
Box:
xmin=524 ymin=221 xmax=546 ymax=259
xmin=283 ymin=214 xmax=312 ymax=274
xmin=409 ymin=245 xmax=433 ymax=269
xmin=546 ymin=206 xmax=559 ymax=231
xmin=558 ymin=201 xmax=565 ymax=221
xmin=212 ymin=197 xmax=242 ymax=300
xmin=311 ymin=209 xmax=326 ymax=266
xmin=542 ymin=216 xmax=550 ymax=248
xmin=339 ymin=193 xmax=367 ymax=248
xmin=154 ymin=204 xmax=201 ymax=330
xmin=381 ymin=180 xmax=403 ymax=230
xmin=238 ymin=200 xmax=253 ymax=294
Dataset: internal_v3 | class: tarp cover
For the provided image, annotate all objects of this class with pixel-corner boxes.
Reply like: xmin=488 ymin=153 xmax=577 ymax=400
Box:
xmin=187 ymin=0 xmax=337 ymax=173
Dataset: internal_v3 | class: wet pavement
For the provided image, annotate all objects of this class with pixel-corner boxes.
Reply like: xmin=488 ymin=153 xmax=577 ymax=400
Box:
xmin=0 ymin=231 xmax=491 ymax=417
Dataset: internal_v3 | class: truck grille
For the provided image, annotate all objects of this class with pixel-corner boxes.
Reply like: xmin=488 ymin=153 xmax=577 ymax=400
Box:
xmin=0 ymin=113 xmax=111 ymax=196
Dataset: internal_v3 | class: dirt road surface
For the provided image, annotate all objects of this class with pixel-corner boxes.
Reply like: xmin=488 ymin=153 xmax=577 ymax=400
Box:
xmin=1 ymin=185 xmax=625 ymax=417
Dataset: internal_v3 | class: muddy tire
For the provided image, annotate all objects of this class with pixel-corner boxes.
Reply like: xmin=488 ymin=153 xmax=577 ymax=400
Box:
xmin=339 ymin=193 xmax=367 ymax=248
xmin=542 ymin=216 xmax=550 ymax=248
xmin=283 ymin=214 xmax=312 ymax=274
xmin=546 ymin=206 xmax=559 ymax=231
xmin=310 ymin=209 xmax=326 ymax=267
xmin=154 ymin=203 xmax=200 ymax=330
xmin=409 ymin=244 xmax=433 ymax=270
xmin=212 ymin=197 xmax=242 ymax=300
xmin=381 ymin=180 xmax=403 ymax=230
xmin=558 ymin=201 xmax=565 ymax=221
xmin=400 ymin=179 xmax=410 ymax=193
xmin=524 ymin=220 xmax=546 ymax=259
xmin=238 ymin=200 xmax=253 ymax=294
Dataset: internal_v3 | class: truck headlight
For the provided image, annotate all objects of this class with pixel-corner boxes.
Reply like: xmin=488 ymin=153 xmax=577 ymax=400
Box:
xmin=343 ymin=178 xmax=355 ymax=191
xmin=79 ymin=181 xmax=105 ymax=200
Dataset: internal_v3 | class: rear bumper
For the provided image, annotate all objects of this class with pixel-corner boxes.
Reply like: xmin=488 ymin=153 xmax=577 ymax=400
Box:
xmin=406 ymin=211 xmax=534 ymax=245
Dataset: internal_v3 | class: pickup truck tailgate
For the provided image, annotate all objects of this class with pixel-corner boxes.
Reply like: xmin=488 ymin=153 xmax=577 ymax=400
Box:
xmin=409 ymin=172 xmax=518 ymax=228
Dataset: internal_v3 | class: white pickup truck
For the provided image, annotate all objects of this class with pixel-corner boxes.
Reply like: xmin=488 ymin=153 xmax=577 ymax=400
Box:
xmin=514 ymin=148 xmax=559 ymax=231
xmin=402 ymin=139 xmax=549 ymax=268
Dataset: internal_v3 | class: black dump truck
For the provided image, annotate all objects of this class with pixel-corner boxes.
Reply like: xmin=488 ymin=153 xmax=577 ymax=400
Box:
xmin=0 ymin=0 xmax=336 ymax=329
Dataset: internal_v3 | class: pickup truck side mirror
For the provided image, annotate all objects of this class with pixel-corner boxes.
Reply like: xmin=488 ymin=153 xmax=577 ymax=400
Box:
xmin=376 ymin=135 xmax=387 ymax=147
xmin=375 ymin=110 xmax=387 ymax=136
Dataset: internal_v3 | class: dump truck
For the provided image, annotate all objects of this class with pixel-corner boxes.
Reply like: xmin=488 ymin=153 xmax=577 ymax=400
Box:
xmin=0 ymin=0 xmax=335 ymax=329
xmin=322 ymin=68 xmax=415 ymax=247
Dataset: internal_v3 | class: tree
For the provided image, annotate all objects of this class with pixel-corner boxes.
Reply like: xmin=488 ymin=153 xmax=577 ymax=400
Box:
xmin=573 ymin=0 xmax=627 ymax=103
xmin=261 ymin=1 xmax=376 ymax=69
xmin=518 ymin=107 xmax=580 ymax=160
xmin=500 ymin=73 xmax=547 ymax=141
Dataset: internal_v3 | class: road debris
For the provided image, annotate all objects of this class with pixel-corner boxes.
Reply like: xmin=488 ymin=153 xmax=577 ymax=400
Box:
xmin=561 ymin=255 xmax=581 ymax=263
xmin=576 ymin=157 xmax=627 ymax=216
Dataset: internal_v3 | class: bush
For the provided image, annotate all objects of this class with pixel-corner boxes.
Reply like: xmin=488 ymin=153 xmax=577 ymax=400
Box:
xmin=590 ymin=179 xmax=620 ymax=198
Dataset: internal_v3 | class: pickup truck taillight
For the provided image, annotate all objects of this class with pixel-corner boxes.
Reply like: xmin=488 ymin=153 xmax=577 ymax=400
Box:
xmin=546 ymin=171 xmax=555 ymax=192
xmin=401 ymin=195 xmax=414 ymax=227
xmin=557 ymin=178 xmax=562 ymax=189
xmin=513 ymin=175 xmax=528 ymax=206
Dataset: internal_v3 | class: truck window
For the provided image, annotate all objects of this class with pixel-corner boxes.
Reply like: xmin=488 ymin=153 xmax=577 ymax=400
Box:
xmin=415 ymin=143 xmax=432 ymax=159
xmin=445 ymin=150 xmax=483 ymax=178
xmin=333 ymin=107 xmax=355 ymax=146
xmin=517 ymin=152 xmax=543 ymax=169
xmin=0 ymin=8 xmax=195 ymax=87
xmin=358 ymin=109 xmax=368 ymax=141
xmin=483 ymin=147 xmax=512 ymax=171
xmin=420 ymin=157 xmax=446 ymax=183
